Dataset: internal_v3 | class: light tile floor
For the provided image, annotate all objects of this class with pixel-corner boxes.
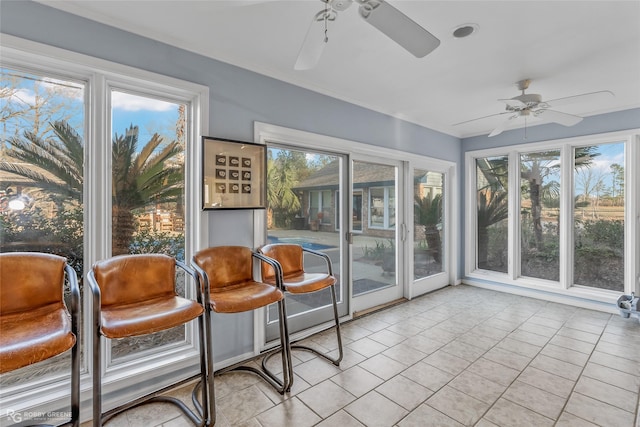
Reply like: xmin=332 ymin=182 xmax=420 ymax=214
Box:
xmin=91 ymin=285 xmax=640 ymax=427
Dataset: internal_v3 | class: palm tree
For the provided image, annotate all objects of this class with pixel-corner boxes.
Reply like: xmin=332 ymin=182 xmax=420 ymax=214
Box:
xmin=266 ymin=152 xmax=301 ymax=228
xmin=1 ymin=120 xmax=183 ymax=255
xmin=483 ymin=147 xmax=598 ymax=250
xmin=414 ymin=193 xmax=442 ymax=263
xmin=477 ymin=189 xmax=509 ymax=269
xmin=111 ymin=125 xmax=183 ymax=255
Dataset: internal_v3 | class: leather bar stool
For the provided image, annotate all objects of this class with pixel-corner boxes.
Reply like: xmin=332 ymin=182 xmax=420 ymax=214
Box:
xmin=191 ymin=246 xmax=292 ymax=405
xmin=259 ymin=243 xmax=343 ymax=374
xmin=87 ymin=254 xmax=212 ymax=427
xmin=0 ymin=252 xmax=80 ymax=426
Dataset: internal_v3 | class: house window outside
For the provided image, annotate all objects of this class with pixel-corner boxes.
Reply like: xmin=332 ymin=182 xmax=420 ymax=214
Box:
xmin=309 ymin=190 xmax=333 ymax=227
xmin=353 ymin=190 xmax=363 ymax=232
xmin=0 ymin=66 xmax=86 ymax=387
xmin=369 ymin=186 xmax=395 ymax=229
xmin=321 ymin=190 xmax=332 ymax=224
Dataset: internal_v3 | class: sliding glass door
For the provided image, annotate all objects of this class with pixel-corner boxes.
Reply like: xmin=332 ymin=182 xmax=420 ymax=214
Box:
xmin=265 ymin=146 xmax=348 ymax=340
xmin=259 ymin=125 xmax=456 ymax=341
xmin=411 ymin=166 xmax=450 ymax=295
xmin=351 ymin=158 xmax=405 ymax=313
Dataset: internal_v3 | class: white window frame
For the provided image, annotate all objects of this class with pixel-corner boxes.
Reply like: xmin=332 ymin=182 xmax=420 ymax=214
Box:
xmin=0 ymin=35 xmax=209 ymax=420
xmin=465 ymin=130 xmax=640 ymax=309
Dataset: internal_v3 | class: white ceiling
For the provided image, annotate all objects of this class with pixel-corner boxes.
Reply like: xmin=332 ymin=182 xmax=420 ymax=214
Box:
xmin=37 ymin=0 xmax=640 ymax=138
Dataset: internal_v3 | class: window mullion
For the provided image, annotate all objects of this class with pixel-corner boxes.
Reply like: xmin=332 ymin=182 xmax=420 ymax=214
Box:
xmin=508 ymin=150 xmax=520 ymax=280
xmin=627 ymin=136 xmax=640 ymax=294
xmin=561 ymin=145 xmax=572 ymax=289
xmin=559 ymin=144 xmax=574 ymax=290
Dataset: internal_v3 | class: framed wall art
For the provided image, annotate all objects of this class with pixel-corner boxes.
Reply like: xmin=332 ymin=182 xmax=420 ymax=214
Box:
xmin=202 ymin=136 xmax=266 ymax=210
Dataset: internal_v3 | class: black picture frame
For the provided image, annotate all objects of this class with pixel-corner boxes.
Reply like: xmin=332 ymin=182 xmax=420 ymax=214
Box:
xmin=202 ymin=137 xmax=266 ymax=210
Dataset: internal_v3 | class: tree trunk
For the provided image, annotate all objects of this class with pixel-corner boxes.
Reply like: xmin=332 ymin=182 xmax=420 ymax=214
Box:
xmin=424 ymin=224 xmax=442 ymax=263
xmin=477 ymin=226 xmax=489 ymax=269
xmin=112 ymin=205 xmax=135 ymax=255
xmin=529 ymin=179 xmax=543 ymax=250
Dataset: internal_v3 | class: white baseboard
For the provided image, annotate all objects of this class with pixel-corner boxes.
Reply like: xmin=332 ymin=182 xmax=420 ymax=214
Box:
xmin=463 ymin=278 xmax=619 ymax=314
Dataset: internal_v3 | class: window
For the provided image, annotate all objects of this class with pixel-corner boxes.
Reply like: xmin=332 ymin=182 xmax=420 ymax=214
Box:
xmin=573 ymin=142 xmax=625 ymax=292
xmin=520 ymin=150 xmax=561 ymax=281
xmin=352 ymin=190 xmax=363 ymax=232
xmin=369 ymin=186 xmax=395 ymax=229
xmin=0 ymin=38 xmax=206 ymax=414
xmin=109 ymin=90 xmax=188 ymax=361
xmin=476 ymin=156 xmax=508 ymax=273
xmin=467 ymin=134 xmax=638 ymax=299
xmin=309 ymin=190 xmax=333 ymax=227
xmin=1 ymin=66 xmax=85 ymax=387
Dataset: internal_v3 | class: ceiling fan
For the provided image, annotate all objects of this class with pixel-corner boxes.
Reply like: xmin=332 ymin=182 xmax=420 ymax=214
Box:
xmin=294 ymin=0 xmax=440 ymax=70
xmin=454 ymin=79 xmax=614 ymax=137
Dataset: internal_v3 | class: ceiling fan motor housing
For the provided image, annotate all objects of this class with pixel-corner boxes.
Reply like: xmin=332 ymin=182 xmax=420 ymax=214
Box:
xmin=507 ymin=93 xmax=542 ymax=111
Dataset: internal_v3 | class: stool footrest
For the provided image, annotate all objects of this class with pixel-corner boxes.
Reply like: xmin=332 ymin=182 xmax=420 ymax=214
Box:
xmin=102 ymin=383 xmax=206 ymax=427
xmin=217 ymin=347 xmax=289 ymax=394
xmin=101 ymin=379 xmax=206 ymax=426
xmin=291 ymin=344 xmax=342 ymax=366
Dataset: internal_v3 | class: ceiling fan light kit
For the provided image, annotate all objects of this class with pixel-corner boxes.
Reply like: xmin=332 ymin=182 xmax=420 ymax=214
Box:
xmin=294 ymin=0 xmax=440 ymax=70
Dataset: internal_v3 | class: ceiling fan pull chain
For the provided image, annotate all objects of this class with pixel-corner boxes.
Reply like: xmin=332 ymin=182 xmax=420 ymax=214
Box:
xmin=324 ymin=5 xmax=329 ymax=43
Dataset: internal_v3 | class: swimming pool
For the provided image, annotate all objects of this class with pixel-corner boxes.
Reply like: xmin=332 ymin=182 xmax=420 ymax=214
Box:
xmin=266 ymin=236 xmax=335 ymax=251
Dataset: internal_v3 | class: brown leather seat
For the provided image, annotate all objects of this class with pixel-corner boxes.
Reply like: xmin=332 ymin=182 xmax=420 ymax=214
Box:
xmin=0 ymin=252 xmax=80 ymax=426
xmin=259 ymin=243 xmax=343 ymax=366
xmin=192 ymin=246 xmax=292 ymax=398
xmin=88 ymin=254 xmax=212 ymax=427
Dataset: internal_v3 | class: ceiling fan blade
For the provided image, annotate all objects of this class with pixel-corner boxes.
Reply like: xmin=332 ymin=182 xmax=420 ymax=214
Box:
xmin=544 ymin=90 xmax=614 ymax=108
xmin=358 ymin=0 xmax=440 ymax=58
xmin=294 ymin=10 xmax=334 ymax=70
xmin=452 ymin=111 xmax=511 ymax=126
xmin=223 ymin=0 xmax=317 ymax=8
xmin=488 ymin=114 xmax=519 ymax=137
xmin=536 ymin=109 xmax=583 ymax=127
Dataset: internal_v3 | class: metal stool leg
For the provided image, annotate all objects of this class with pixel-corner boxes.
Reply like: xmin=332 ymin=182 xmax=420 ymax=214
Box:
xmin=289 ymin=283 xmax=343 ymax=366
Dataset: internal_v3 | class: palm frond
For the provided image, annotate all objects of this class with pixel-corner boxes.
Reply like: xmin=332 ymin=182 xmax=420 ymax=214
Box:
xmin=0 ymin=161 xmax=81 ymax=200
xmin=50 ymin=120 xmax=84 ymax=173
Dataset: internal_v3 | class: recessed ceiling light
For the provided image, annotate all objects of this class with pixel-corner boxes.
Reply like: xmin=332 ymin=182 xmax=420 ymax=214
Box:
xmin=453 ymin=24 xmax=479 ymax=39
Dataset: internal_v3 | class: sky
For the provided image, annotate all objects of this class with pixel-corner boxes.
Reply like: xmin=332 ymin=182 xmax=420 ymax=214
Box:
xmin=2 ymin=68 xmax=181 ymax=150
xmin=111 ymin=91 xmax=180 ymax=144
